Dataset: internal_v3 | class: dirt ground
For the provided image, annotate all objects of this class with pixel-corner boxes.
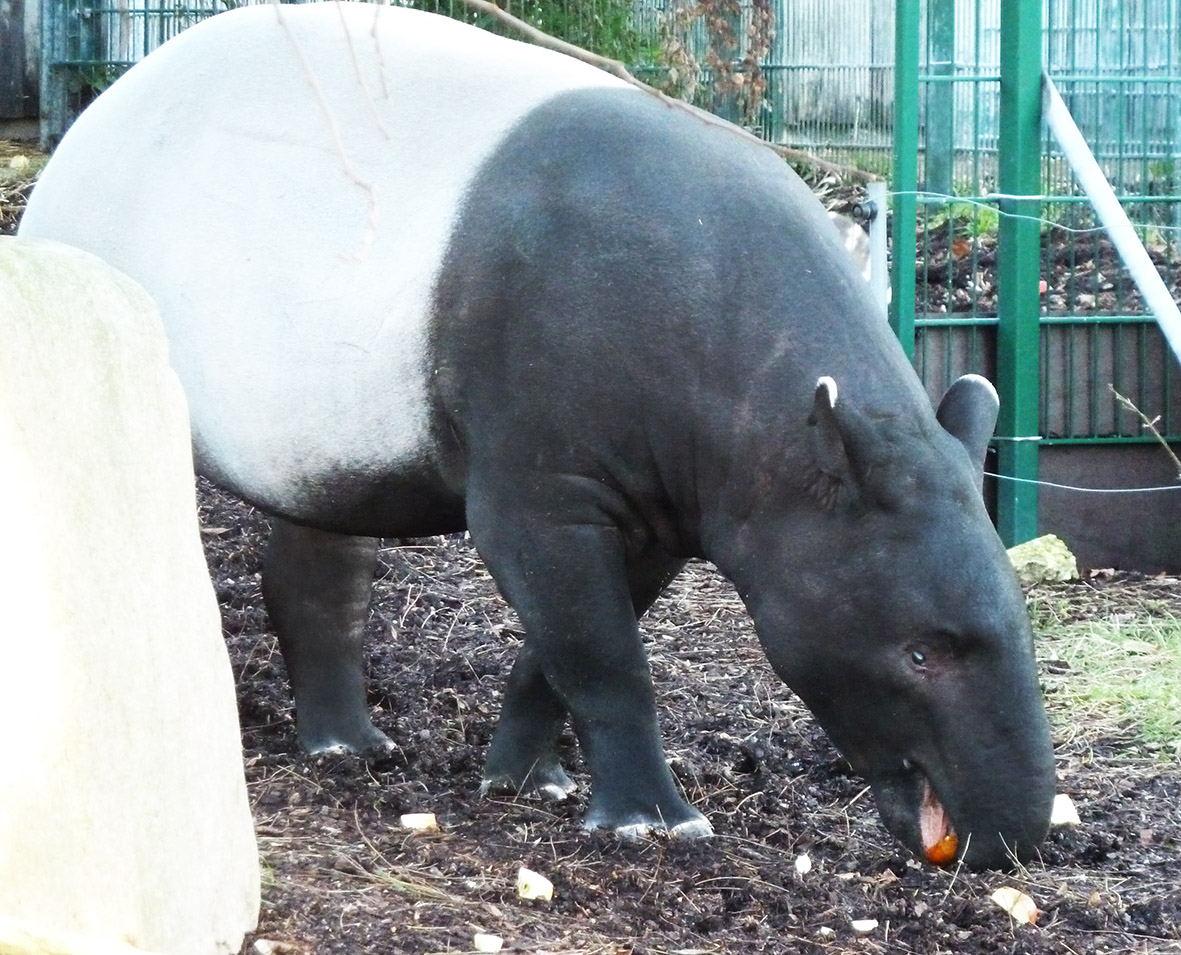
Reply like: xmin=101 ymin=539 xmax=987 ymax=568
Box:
xmin=197 ymin=480 xmax=1180 ymax=955
xmin=0 ymin=141 xmax=41 ymax=236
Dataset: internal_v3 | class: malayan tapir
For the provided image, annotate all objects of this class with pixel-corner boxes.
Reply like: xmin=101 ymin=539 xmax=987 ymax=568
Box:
xmin=20 ymin=2 xmax=1056 ymax=869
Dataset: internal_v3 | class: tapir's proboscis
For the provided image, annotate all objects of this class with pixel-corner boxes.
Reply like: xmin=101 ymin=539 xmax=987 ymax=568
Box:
xmin=21 ymin=3 xmax=1055 ymax=869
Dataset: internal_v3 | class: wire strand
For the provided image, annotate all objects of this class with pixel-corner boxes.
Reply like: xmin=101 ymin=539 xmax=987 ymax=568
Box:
xmin=985 ymin=471 xmax=1181 ymax=494
xmin=884 ymin=190 xmax=1181 ymax=237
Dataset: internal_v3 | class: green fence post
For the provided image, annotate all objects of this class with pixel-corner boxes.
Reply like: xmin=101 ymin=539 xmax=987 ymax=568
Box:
xmin=995 ymin=0 xmax=1042 ymax=547
xmin=926 ymin=0 xmax=956 ymax=198
xmin=890 ymin=0 xmax=919 ymax=360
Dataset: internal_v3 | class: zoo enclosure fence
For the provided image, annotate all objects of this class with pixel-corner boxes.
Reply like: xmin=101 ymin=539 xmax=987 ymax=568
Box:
xmin=889 ymin=0 xmax=1181 ymax=548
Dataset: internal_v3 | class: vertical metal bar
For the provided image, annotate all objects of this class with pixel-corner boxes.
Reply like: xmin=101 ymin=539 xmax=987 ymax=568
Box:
xmin=1117 ymin=0 xmax=1127 ymax=194
xmin=1139 ymin=0 xmax=1149 ymax=226
xmin=1173 ymin=0 xmax=1181 ymax=255
xmin=994 ymin=0 xmax=1042 ymax=546
xmin=38 ymin=0 xmax=65 ymax=146
xmin=1066 ymin=324 xmax=1076 ymax=435
xmin=926 ymin=0 xmax=956 ymax=197
xmin=1136 ymin=322 xmax=1147 ymax=434
xmin=1041 ymin=322 xmax=1050 ymax=438
xmin=1167 ymin=319 xmax=1177 ymax=436
xmin=891 ymin=0 xmax=920 ymax=360
xmin=1089 ymin=318 xmax=1099 ymax=434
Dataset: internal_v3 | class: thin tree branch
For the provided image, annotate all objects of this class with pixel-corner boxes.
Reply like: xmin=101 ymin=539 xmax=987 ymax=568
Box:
xmin=451 ymin=0 xmax=880 ymax=185
xmin=1111 ymin=384 xmax=1181 ymax=480
xmin=273 ymin=0 xmax=380 ymax=260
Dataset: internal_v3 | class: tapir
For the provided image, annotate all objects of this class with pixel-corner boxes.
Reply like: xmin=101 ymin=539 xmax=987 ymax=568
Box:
xmin=21 ymin=2 xmax=1056 ymax=868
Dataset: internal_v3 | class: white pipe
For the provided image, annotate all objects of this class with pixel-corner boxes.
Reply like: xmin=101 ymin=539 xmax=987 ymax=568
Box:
xmin=1042 ymin=73 xmax=1181 ymax=365
xmin=867 ymin=179 xmax=889 ymax=317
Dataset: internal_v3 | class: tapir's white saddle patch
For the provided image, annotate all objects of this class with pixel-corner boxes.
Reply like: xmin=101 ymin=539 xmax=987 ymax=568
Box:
xmin=21 ymin=3 xmax=631 ymax=512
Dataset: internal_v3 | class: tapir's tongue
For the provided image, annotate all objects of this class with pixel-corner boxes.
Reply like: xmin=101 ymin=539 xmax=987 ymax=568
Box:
xmin=919 ymin=780 xmax=957 ymax=863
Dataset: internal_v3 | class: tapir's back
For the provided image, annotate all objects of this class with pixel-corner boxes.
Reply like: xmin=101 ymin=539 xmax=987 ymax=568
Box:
xmin=20 ymin=3 xmax=631 ymax=519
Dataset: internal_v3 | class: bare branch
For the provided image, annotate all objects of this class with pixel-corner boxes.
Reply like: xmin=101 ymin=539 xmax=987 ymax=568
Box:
xmin=451 ymin=0 xmax=880 ymax=185
xmin=338 ymin=1 xmax=391 ymax=140
xmin=1111 ymin=384 xmax=1181 ymax=480
xmin=272 ymin=0 xmax=380 ymax=261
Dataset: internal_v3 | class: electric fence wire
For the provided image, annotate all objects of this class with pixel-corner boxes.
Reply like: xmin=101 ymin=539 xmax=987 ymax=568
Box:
xmin=986 ymin=472 xmax=1181 ymax=494
xmin=886 ymin=190 xmax=1181 ymax=239
xmin=884 ymin=188 xmax=1181 ymax=497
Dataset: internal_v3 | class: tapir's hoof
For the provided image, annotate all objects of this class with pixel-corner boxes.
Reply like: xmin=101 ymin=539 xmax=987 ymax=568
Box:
xmin=480 ymin=763 xmax=577 ymax=801
xmin=301 ymin=722 xmax=397 ymax=761
xmin=584 ymin=808 xmax=714 ymax=841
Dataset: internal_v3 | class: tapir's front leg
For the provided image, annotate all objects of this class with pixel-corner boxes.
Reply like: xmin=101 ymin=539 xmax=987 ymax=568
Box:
xmin=470 ymin=498 xmax=709 ymax=838
xmin=481 ymin=639 xmax=578 ymax=799
xmin=262 ymin=518 xmax=391 ymax=756
xmin=483 ymin=545 xmax=685 ymax=802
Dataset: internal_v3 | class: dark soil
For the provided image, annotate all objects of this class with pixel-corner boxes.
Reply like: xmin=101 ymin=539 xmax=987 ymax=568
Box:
xmin=0 ymin=143 xmax=40 ymax=236
xmin=914 ymin=218 xmax=1181 ymax=317
xmin=198 ymin=480 xmax=1181 ymax=955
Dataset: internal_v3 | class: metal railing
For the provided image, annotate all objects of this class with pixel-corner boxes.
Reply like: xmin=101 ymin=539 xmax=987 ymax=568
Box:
xmin=892 ymin=0 xmax=1181 ymax=545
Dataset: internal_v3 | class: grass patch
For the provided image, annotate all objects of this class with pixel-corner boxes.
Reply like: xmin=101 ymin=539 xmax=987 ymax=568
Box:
xmin=926 ymin=198 xmax=1000 ymax=239
xmin=1030 ymin=583 xmax=1181 ymax=757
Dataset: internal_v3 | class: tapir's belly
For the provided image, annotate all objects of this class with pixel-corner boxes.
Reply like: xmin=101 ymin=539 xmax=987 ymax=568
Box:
xmin=19 ymin=3 xmax=630 ymax=532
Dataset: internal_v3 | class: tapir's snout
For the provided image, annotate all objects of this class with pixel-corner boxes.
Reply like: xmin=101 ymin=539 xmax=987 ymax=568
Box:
xmin=870 ymin=739 xmax=1056 ymax=870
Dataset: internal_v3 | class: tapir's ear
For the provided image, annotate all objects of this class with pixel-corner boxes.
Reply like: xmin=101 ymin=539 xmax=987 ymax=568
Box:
xmin=807 ymin=376 xmax=851 ymax=481
xmin=807 ymin=376 xmax=894 ymax=508
xmin=936 ymin=374 xmax=999 ymax=489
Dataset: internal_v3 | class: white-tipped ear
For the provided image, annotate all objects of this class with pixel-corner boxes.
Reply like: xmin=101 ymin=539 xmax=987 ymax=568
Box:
xmin=816 ymin=375 xmax=838 ymax=408
xmin=808 ymin=376 xmax=848 ymax=481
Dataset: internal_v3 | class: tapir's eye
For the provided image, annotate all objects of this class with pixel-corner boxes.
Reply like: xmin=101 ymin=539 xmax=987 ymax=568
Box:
xmin=908 ymin=633 xmax=964 ymax=674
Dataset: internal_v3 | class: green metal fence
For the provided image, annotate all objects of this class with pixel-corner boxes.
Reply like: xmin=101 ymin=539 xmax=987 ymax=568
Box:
xmin=893 ymin=0 xmax=1181 ymax=545
xmin=1041 ymin=0 xmax=1181 ymax=444
xmin=38 ymin=0 xmax=661 ymax=143
xmin=39 ymin=0 xmax=219 ymax=141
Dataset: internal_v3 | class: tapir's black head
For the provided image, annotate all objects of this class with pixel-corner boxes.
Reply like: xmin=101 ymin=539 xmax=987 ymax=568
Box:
xmin=745 ymin=374 xmax=1055 ymax=870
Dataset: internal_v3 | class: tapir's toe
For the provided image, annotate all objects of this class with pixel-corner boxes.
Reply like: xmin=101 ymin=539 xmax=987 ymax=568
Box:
xmin=480 ymin=762 xmax=577 ymax=801
xmin=669 ymin=816 xmax=716 ymax=840
xmin=607 ymin=821 xmax=654 ymax=840
xmin=539 ymin=779 xmax=578 ymax=800
xmin=584 ymin=805 xmax=714 ymax=841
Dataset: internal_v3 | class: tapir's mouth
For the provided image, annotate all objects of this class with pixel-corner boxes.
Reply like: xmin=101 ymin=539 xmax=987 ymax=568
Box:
xmin=869 ymin=758 xmax=961 ymax=866
xmin=918 ymin=777 xmax=958 ymax=865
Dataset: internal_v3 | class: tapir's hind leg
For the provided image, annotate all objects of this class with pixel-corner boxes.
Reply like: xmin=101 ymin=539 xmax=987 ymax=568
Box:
xmin=481 ymin=547 xmax=684 ymax=802
xmin=262 ymin=518 xmax=391 ymax=756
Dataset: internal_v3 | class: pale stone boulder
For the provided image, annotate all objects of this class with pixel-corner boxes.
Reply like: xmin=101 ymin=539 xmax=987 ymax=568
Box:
xmin=1008 ymin=533 xmax=1080 ymax=586
xmin=0 ymin=237 xmax=259 ymax=955
xmin=828 ymin=211 xmax=871 ymax=283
